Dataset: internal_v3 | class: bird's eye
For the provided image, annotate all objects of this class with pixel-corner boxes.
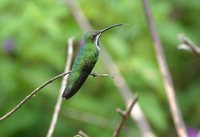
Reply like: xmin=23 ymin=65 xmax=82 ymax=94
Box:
xmin=91 ymin=35 xmax=96 ymax=41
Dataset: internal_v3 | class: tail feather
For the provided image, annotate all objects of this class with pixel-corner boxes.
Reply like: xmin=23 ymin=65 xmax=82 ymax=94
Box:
xmin=62 ymin=87 xmax=75 ymax=99
xmin=62 ymin=72 xmax=89 ymax=99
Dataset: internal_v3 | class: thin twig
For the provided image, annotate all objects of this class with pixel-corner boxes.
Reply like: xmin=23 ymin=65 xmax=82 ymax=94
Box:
xmin=113 ymin=96 xmax=138 ymax=137
xmin=66 ymin=0 xmax=155 ymax=137
xmin=142 ymin=0 xmax=187 ymax=137
xmin=178 ymin=34 xmax=200 ymax=57
xmin=78 ymin=130 xmax=89 ymax=137
xmin=74 ymin=130 xmax=89 ymax=137
xmin=90 ymin=73 xmax=113 ymax=78
xmin=46 ymin=37 xmax=74 ymax=137
xmin=0 ymin=71 xmax=71 ymax=122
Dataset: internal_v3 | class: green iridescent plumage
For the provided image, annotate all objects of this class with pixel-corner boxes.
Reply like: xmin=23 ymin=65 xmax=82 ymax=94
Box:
xmin=62 ymin=24 xmax=123 ymax=99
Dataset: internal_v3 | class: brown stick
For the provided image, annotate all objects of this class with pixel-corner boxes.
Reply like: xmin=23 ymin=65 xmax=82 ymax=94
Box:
xmin=66 ymin=0 xmax=155 ymax=137
xmin=46 ymin=37 xmax=74 ymax=137
xmin=0 ymin=71 xmax=71 ymax=122
xmin=178 ymin=34 xmax=200 ymax=57
xmin=142 ymin=0 xmax=187 ymax=137
xmin=113 ymin=96 xmax=138 ymax=137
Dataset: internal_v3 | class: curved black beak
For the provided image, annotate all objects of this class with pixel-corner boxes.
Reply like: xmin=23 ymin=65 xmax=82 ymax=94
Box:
xmin=93 ymin=24 xmax=125 ymax=46
xmin=100 ymin=24 xmax=124 ymax=34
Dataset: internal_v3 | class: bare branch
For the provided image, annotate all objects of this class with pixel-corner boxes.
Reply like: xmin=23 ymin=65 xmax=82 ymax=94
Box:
xmin=142 ymin=0 xmax=187 ymax=137
xmin=0 ymin=71 xmax=70 ymax=122
xmin=90 ymin=73 xmax=113 ymax=78
xmin=46 ymin=37 xmax=74 ymax=137
xmin=178 ymin=34 xmax=200 ymax=57
xmin=66 ymin=0 xmax=155 ymax=137
xmin=113 ymin=96 xmax=138 ymax=137
xmin=116 ymin=108 xmax=126 ymax=116
xmin=77 ymin=130 xmax=89 ymax=137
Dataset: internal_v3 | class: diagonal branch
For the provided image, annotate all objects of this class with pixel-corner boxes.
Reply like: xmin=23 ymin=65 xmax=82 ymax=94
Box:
xmin=0 ymin=71 xmax=71 ymax=122
xmin=142 ymin=0 xmax=187 ymax=137
xmin=113 ymin=96 xmax=138 ymax=137
xmin=46 ymin=37 xmax=74 ymax=137
xmin=66 ymin=0 xmax=155 ymax=137
xmin=178 ymin=34 xmax=200 ymax=57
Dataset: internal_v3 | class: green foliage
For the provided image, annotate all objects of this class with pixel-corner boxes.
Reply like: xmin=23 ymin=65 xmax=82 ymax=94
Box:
xmin=0 ymin=0 xmax=200 ymax=137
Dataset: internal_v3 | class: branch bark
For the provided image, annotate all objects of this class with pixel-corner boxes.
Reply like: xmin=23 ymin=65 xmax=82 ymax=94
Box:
xmin=142 ymin=0 xmax=187 ymax=137
xmin=113 ymin=96 xmax=138 ymax=137
xmin=178 ymin=34 xmax=200 ymax=57
xmin=0 ymin=71 xmax=70 ymax=122
xmin=46 ymin=37 xmax=74 ymax=137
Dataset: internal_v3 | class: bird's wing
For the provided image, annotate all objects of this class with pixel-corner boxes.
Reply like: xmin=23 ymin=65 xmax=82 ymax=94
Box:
xmin=62 ymin=63 xmax=95 ymax=99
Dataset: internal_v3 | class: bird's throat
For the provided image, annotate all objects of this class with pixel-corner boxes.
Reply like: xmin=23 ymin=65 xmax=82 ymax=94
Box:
xmin=95 ymin=34 xmax=101 ymax=50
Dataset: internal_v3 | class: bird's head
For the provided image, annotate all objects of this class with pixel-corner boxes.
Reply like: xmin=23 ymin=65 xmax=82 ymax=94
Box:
xmin=84 ymin=24 xmax=124 ymax=48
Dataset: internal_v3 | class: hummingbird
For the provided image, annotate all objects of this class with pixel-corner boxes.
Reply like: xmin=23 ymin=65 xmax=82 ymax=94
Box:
xmin=62 ymin=24 xmax=124 ymax=99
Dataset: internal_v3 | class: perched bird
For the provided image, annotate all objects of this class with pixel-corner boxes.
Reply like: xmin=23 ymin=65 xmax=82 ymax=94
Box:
xmin=62 ymin=24 xmax=123 ymax=99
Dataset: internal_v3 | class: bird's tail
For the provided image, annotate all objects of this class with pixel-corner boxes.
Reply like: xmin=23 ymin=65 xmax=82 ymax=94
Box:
xmin=62 ymin=86 xmax=80 ymax=99
xmin=62 ymin=87 xmax=72 ymax=99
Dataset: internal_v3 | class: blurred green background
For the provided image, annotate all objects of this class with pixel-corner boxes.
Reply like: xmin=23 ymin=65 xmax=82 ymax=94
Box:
xmin=0 ymin=0 xmax=200 ymax=137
